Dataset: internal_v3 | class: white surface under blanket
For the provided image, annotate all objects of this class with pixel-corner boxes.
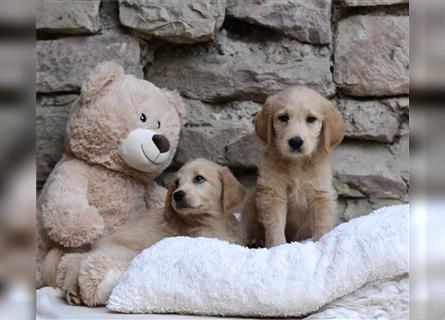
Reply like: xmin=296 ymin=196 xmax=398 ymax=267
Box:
xmin=37 ymin=276 xmax=408 ymax=319
xmin=107 ymin=204 xmax=409 ymax=318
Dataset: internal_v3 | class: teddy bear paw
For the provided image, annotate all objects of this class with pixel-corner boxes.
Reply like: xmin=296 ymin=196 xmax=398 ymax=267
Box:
xmin=65 ymin=287 xmax=82 ymax=306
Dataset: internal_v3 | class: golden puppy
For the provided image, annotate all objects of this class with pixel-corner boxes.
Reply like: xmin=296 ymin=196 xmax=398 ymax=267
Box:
xmin=44 ymin=158 xmax=246 ymax=306
xmin=242 ymin=86 xmax=345 ymax=248
xmin=165 ymin=158 xmax=247 ymax=244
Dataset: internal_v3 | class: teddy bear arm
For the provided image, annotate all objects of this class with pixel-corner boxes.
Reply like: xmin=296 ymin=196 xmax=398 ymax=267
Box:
xmin=42 ymin=160 xmax=105 ymax=248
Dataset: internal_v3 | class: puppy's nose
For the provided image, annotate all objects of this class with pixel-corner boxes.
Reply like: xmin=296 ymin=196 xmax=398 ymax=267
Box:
xmin=288 ymin=136 xmax=304 ymax=151
xmin=173 ymin=190 xmax=186 ymax=202
xmin=152 ymin=134 xmax=170 ymax=153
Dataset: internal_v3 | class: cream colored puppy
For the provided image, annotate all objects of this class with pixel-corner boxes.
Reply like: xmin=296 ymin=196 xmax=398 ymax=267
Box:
xmin=242 ymin=86 xmax=345 ymax=248
xmin=45 ymin=158 xmax=246 ymax=307
xmin=165 ymin=158 xmax=246 ymax=243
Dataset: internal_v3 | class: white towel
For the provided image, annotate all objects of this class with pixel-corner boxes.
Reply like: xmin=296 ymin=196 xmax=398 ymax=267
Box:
xmin=107 ymin=204 xmax=409 ymax=317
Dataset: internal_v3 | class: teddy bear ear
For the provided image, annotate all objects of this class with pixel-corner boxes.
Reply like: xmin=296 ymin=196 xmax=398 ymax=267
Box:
xmin=80 ymin=61 xmax=124 ymax=104
xmin=162 ymin=89 xmax=186 ymax=125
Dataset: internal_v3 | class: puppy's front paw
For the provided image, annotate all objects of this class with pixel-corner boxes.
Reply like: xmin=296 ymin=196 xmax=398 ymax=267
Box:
xmin=266 ymin=235 xmax=286 ymax=248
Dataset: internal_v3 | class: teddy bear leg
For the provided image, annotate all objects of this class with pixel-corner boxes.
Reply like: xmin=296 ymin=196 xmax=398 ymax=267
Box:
xmin=56 ymin=253 xmax=85 ymax=305
xmin=78 ymin=248 xmax=136 ymax=307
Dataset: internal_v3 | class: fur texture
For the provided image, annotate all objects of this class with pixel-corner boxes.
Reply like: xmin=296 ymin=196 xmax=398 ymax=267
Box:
xmin=242 ymin=86 xmax=345 ymax=247
xmin=52 ymin=159 xmax=246 ymax=307
xmin=37 ymin=62 xmax=184 ymax=287
xmin=165 ymin=158 xmax=247 ymax=244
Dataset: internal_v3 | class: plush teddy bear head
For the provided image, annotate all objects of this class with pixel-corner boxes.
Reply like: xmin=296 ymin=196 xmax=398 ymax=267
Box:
xmin=65 ymin=62 xmax=185 ymax=179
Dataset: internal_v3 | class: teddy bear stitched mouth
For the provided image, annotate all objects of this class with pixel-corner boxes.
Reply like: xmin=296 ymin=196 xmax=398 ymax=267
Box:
xmin=140 ymin=144 xmax=162 ymax=165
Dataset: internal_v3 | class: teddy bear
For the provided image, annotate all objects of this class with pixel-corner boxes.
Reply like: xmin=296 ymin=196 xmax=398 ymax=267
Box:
xmin=37 ymin=62 xmax=184 ymax=296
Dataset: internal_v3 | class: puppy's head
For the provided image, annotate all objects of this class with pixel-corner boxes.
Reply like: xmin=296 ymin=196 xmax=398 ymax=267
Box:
xmin=255 ymin=86 xmax=344 ymax=159
xmin=164 ymin=159 xmax=246 ymax=220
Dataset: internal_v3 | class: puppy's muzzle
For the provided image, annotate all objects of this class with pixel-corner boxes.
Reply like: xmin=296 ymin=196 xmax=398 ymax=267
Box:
xmin=288 ymin=136 xmax=304 ymax=152
xmin=173 ymin=190 xmax=186 ymax=202
xmin=173 ymin=190 xmax=189 ymax=208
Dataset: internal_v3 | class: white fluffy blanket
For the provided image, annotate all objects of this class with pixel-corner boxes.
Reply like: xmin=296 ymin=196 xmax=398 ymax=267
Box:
xmin=107 ymin=204 xmax=409 ymax=318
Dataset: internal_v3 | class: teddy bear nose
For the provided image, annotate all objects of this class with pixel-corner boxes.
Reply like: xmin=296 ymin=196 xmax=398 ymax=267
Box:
xmin=152 ymin=134 xmax=170 ymax=153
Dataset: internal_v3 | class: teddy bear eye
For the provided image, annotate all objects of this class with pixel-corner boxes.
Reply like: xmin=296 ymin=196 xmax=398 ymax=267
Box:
xmin=157 ymin=120 xmax=161 ymax=129
xmin=140 ymin=113 xmax=147 ymax=123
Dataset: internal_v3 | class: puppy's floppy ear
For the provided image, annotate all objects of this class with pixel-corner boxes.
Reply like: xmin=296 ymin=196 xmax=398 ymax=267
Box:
xmin=164 ymin=177 xmax=178 ymax=221
xmin=254 ymin=104 xmax=273 ymax=145
xmin=162 ymin=89 xmax=186 ymax=125
xmin=322 ymin=101 xmax=345 ymax=153
xmin=219 ymin=167 xmax=246 ymax=216
xmin=81 ymin=61 xmax=124 ymax=104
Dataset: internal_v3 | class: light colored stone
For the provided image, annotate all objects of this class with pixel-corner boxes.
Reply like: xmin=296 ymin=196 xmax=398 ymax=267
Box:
xmin=339 ymin=197 xmax=405 ymax=221
xmin=174 ymin=126 xmax=250 ymax=166
xmin=332 ymin=141 xmax=408 ymax=200
xmin=225 ymin=131 xmax=263 ymax=168
xmin=389 ymin=134 xmax=409 ymax=185
xmin=339 ymin=198 xmax=373 ymax=221
xmin=335 ymin=98 xmax=408 ymax=143
xmin=36 ymin=34 xmax=143 ymax=93
xmin=184 ymin=98 xmax=261 ymax=127
xmin=342 ymin=0 xmax=408 ymax=6
xmin=147 ymin=30 xmax=335 ymax=103
xmin=119 ymin=0 xmax=226 ymax=43
xmin=175 ymin=98 xmax=262 ymax=167
xmin=36 ymin=95 xmax=78 ymax=187
xmin=227 ymin=0 xmax=332 ymax=44
xmin=333 ymin=178 xmax=365 ymax=198
xmin=334 ymin=15 xmax=409 ymax=96
xmin=37 ymin=0 xmax=100 ymax=34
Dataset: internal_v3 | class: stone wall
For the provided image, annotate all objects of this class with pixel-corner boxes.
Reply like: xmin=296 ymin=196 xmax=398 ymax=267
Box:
xmin=36 ymin=0 xmax=409 ymax=221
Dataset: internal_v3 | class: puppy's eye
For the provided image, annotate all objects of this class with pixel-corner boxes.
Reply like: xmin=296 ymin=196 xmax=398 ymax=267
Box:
xmin=157 ymin=120 xmax=161 ymax=129
xmin=278 ymin=114 xmax=289 ymax=122
xmin=140 ymin=113 xmax=147 ymax=123
xmin=306 ymin=116 xmax=317 ymax=123
xmin=194 ymin=175 xmax=205 ymax=183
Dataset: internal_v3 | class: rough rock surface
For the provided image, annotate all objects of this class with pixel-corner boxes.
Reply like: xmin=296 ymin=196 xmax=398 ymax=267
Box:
xmin=147 ymin=30 xmax=335 ymax=102
xmin=174 ymin=99 xmax=261 ymax=166
xmin=175 ymin=126 xmax=250 ymax=166
xmin=36 ymin=95 xmax=78 ymax=187
xmin=36 ymin=34 xmax=142 ymax=93
xmin=36 ymin=0 xmax=100 ymax=34
xmin=226 ymin=0 xmax=332 ymax=44
xmin=183 ymin=98 xmax=261 ymax=127
xmin=332 ymin=141 xmax=408 ymax=200
xmin=335 ymin=97 xmax=408 ymax=143
xmin=339 ymin=197 xmax=404 ymax=221
xmin=36 ymin=1 xmax=410 ymax=219
xmin=342 ymin=0 xmax=408 ymax=6
xmin=334 ymin=15 xmax=409 ymax=96
xmin=225 ymin=132 xmax=264 ymax=169
xmin=119 ymin=0 xmax=226 ymax=43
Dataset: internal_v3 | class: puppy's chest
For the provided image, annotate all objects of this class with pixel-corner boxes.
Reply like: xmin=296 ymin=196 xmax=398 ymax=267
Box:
xmin=285 ymin=171 xmax=321 ymax=211
xmin=287 ymin=182 xmax=310 ymax=212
